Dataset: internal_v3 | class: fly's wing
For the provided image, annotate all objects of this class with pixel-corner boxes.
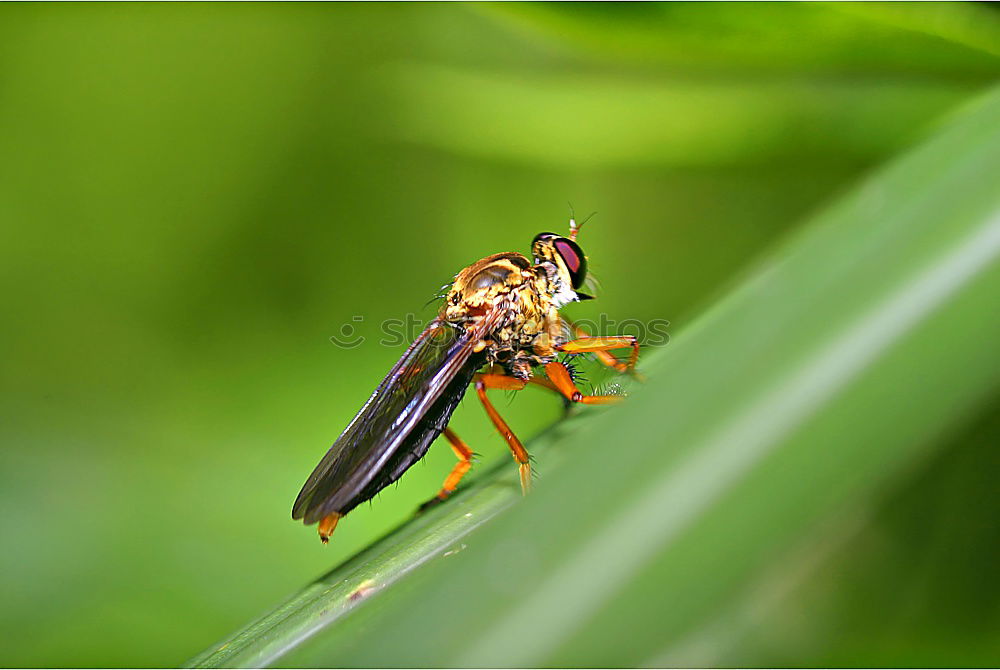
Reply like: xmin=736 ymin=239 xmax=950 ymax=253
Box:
xmin=292 ymin=310 xmax=502 ymax=524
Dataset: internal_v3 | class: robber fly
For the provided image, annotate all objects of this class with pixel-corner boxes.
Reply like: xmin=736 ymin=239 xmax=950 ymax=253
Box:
xmin=292 ymin=217 xmax=640 ymax=543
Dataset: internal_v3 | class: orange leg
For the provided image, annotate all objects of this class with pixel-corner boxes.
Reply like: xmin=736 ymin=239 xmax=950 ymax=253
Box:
xmin=561 ymin=317 xmax=628 ymax=372
xmin=544 ymin=361 xmax=624 ymax=405
xmin=474 ymin=373 xmax=532 ymax=495
xmin=557 ymin=334 xmax=641 ymax=375
xmin=417 ymin=427 xmax=474 ymax=512
xmin=472 ymin=358 xmax=632 ymax=496
xmin=317 ymin=512 xmax=341 ymax=544
xmin=483 ymin=364 xmax=559 ymax=394
xmin=527 ymin=376 xmax=560 ymax=394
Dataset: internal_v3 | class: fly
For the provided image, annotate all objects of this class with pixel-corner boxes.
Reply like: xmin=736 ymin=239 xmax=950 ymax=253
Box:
xmin=292 ymin=217 xmax=640 ymax=543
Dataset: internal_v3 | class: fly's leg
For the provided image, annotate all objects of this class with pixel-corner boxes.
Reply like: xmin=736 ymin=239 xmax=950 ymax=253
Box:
xmin=472 ymin=362 xmax=627 ymax=496
xmin=418 ymin=427 xmax=475 ymax=512
xmin=437 ymin=427 xmax=474 ymax=497
xmin=474 ymin=373 xmax=532 ymax=495
xmin=317 ymin=512 xmax=342 ymax=544
xmin=556 ymin=333 xmax=641 ymax=375
xmin=544 ymin=361 xmax=625 ymax=405
xmin=485 ymin=364 xmax=559 ymax=393
xmin=560 ymin=316 xmax=630 ymax=373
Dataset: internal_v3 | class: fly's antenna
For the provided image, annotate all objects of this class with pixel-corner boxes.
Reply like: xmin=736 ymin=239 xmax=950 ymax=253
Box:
xmin=568 ymin=202 xmax=597 ymax=241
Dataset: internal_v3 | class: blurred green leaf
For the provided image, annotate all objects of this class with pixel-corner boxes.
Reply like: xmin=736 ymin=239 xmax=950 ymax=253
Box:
xmin=378 ymin=61 xmax=980 ymax=168
xmin=484 ymin=3 xmax=1000 ymax=72
xmin=188 ymin=82 xmax=1000 ymax=667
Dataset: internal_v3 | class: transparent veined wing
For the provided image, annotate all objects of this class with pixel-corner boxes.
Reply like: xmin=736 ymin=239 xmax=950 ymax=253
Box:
xmin=292 ymin=310 xmax=503 ymax=524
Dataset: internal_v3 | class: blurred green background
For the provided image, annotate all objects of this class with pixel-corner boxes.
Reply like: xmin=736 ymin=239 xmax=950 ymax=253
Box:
xmin=1 ymin=3 xmax=998 ymax=667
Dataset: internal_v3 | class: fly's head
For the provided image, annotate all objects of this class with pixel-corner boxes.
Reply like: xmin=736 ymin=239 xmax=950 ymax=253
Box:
xmin=531 ymin=231 xmax=591 ymax=309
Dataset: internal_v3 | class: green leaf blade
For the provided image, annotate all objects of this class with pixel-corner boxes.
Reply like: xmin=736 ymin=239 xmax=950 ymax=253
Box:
xmin=190 ymin=84 xmax=1000 ymax=668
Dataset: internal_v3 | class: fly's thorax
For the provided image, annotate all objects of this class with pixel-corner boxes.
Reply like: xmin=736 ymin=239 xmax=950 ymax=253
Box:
xmin=440 ymin=247 xmax=580 ymax=369
xmin=441 ymin=251 xmax=556 ymax=347
xmin=494 ymin=282 xmax=553 ymax=346
xmin=442 ymin=252 xmax=531 ymax=322
xmin=442 ymin=252 xmax=530 ymax=322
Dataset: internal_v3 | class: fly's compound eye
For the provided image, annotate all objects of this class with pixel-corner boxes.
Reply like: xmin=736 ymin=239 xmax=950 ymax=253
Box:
xmin=532 ymin=232 xmax=587 ymax=290
xmin=553 ymin=237 xmax=587 ymax=289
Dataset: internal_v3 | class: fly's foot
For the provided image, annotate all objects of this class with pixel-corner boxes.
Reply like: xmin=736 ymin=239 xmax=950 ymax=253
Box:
xmin=417 ymin=494 xmax=446 ymax=514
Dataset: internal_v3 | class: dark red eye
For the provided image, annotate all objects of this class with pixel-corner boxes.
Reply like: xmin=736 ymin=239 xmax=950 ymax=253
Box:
xmin=554 ymin=238 xmax=587 ymax=289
